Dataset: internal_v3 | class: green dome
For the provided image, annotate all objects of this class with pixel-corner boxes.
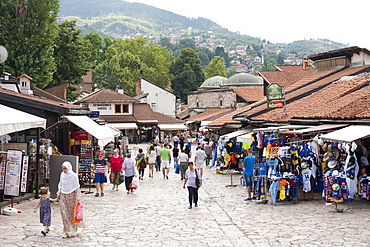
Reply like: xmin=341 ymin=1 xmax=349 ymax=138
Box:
xmin=199 ymin=76 xmax=227 ymax=88
xmin=225 ymin=73 xmax=262 ymax=85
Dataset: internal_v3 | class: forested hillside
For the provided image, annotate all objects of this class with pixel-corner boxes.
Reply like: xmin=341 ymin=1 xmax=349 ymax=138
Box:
xmin=59 ymin=0 xmax=230 ymax=35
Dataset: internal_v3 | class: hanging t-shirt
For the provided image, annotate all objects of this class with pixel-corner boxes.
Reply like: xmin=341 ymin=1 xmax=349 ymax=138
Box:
xmin=0 ymin=135 xmax=11 ymax=143
xmin=258 ymin=162 xmax=267 ymax=176
xmin=267 ymin=158 xmax=279 ymax=177
xmin=302 ymin=168 xmax=313 ymax=192
xmin=345 ymin=155 xmax=359 ymax=199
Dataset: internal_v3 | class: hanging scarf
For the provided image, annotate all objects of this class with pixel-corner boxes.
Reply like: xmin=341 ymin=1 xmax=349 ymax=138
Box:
xmin=136 ymin=153 xmax=145 ymax=170
xmin=58 ymin=161 xmax=79 ymax=194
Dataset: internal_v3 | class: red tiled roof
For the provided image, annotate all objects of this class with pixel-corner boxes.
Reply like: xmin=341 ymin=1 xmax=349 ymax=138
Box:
xmin=77 ymin=89 xmax=136 ymax=103
xmin=258 ymin=65 xmax=314 ymax=88
xmin=0 ymin=88 xmax=82 ymax=109
xmin=297 ymin=76 xmax=370 ymax=119
xmin=187 ymin=108 xmax=235 ymax=121
xmin=231 ymin=87 xmax=264 ymax=102
xmin=249 ymin=66 xmax=370 ymax=122
xmin=133 ymin=104 xmax=157 ymax=121
xmin=32 ymin=87 xmax=67 ymax=103
xmin=45 ymin=83 xmax=67 ymax=100
xmin=153 ymin=112 xmax=183 ymax=124
xmin=207 ymin=107 xmax=248 ymax=127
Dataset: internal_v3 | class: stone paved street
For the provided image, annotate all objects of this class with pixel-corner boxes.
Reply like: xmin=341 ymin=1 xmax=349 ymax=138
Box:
xmin=1 ymin=143 xmax=370 ymax=246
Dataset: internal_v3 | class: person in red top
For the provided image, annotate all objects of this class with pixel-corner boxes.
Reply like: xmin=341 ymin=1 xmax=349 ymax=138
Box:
xmin=92 ymin=152 xmax=108 ymax=197
xmin=108 ymin=149 xmax=123 ymax=191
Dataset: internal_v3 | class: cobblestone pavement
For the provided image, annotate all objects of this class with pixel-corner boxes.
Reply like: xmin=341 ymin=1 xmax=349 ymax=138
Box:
xmin=1 ymin=143 xmax=370 ymax=246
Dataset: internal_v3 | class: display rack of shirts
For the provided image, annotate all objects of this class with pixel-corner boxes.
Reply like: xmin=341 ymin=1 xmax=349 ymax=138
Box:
xmin=79 ymin=139 xmax=92 ymax=185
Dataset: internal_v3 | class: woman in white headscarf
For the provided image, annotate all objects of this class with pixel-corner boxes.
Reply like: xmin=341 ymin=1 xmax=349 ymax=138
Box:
xmin=57 ymin=161 xmax=81 ymax=238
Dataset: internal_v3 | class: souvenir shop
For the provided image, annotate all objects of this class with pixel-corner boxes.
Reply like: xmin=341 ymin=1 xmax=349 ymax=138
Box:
xmin=215 ymin=124 xmax=370 ymax=207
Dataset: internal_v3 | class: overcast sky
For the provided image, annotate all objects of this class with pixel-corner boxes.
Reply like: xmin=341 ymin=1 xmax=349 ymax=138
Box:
xmin=128 ymin=0 xmax=369 ymax=49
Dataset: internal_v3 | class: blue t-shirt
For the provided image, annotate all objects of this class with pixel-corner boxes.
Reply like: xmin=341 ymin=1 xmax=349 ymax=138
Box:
xmin=243 ymin=155 xmax=255 ymax=175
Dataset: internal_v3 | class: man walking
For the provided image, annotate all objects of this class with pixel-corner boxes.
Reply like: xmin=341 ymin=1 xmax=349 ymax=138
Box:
xmin=242 ymin=148 xmax=255 ymax=201
xmin=204 ymin=142 xmax=212 ymax=166
xmin=160 ymin=144 xmax=172 ymax=179
xmin=194 ymin=146 xmax=206 ymax=178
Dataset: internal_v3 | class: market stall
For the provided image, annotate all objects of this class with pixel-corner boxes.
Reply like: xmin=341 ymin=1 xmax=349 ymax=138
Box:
xmin=0 ymin=104 xmax=47 ymax=201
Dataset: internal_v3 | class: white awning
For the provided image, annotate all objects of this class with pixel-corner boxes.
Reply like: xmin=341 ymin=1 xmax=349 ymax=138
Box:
xmin=158 ymin=123 xmax=187 ymax=130
xmin=320 ymin=125 xmax=370 ymax=143
xmin=221 ymin=129 xmax=251 ymax=139
xmin=201 ymin=121 xmax=212 ymax=126
xmin=0 ymin=104 xmax=46 ymax=136
xmin=100 ymin=125 xmax=121 ymax=137
xmin=253 ymin=125 xmax=312 ymax=132
xmin=237 ymin=133 xmax=253 ymax=143
xmin=281 ymin=124 xmax=348 ymax=135
xmin=107 ymin=123 xmax=138 ymax=130
xmin=63 ymin=115 xmax=115 ymax=147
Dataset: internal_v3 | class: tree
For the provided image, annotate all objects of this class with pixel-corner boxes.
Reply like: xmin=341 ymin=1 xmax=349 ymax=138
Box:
xmin=94 ymin=48 xmax=141 ymax=95
xmin=0 ymin=0 xmax=59 ymax=88
xmin=170 ymin=48 xmax=204 ymax=103
xmin=204 ymin=56 xmax=227 ymax=79
xmin=82 ymin=32 xmax=103 ymax=68
xmin=215 ymin=46 xmax=230 ymax=67
xmin=51 ymin=20 xmax=93 ymax=88
xmin=93 ymin=36 xmax=173 ymax=94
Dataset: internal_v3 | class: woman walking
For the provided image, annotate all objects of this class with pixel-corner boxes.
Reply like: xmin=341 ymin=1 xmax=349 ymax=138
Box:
xmin=136 ymin=148 xmax=146 ymax=179
xmin=92 ymin=152 xmax=107 ymax=197
xmin=147 ymin=145 xmax=156 ymax=178
xmin=108 ymin=149 xmax=123 ymax=191
xmin=123 ymin=153 xmax=136 ymax=194
xmin=57 ymin=161 xmax=81 ymax=238
xmin=183 ymin=162 xmax=202 ymax=209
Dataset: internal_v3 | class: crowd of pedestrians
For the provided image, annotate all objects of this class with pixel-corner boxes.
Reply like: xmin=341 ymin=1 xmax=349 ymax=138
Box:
xmin=35 ymin=132 xmax=216 ymax=239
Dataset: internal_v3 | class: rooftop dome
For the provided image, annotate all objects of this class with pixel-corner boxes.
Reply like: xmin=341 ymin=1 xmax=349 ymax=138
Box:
xmin=225 ymin=73 xmax=262 ymax=86
xmin=199 ymin=76 xmax=228 ymax=88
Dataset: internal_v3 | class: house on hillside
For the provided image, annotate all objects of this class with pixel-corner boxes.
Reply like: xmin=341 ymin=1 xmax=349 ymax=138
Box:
xmin=135 ymin=78 xmax=177 ymax=118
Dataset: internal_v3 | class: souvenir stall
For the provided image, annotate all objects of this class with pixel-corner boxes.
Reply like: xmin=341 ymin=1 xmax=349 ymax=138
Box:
xmin=212 ymin=129 xmax=251 ymax=173
xmin=319 ymin=125 xmax=370 ymax=211
xmin=246 ymin=125 xmax=326 ymax=204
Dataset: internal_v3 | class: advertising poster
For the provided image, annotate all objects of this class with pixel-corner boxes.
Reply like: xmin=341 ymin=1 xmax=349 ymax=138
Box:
xmin=20 ymin=156 xmax=29 ymax=193
xmin=4 ymin=150 xmax=23 ymax=196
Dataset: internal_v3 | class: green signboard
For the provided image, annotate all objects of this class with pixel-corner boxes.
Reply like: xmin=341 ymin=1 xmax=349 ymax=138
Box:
xmin=267 ymin=83 xmax=283 ymax=100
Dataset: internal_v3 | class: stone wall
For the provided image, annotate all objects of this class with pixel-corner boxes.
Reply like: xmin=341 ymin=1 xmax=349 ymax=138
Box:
xmin=188 ymin=90 xmax=236 ymax=108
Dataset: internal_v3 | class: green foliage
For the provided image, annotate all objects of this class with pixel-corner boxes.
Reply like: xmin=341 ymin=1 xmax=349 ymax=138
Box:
xmin=82 ymin=32 xmax=104 ymax=67
xmin=66 ymin=86 xmax=82 ymax=102
xmin=0 ymin=0 xmax=59 ymax=88
xmin=59 ymin=0 xmax=230 ymax=35
xmin=227 ymin=66 xmax=237 ymax=78
xmin=204 ymin=56 xmax=227 ymax=79
xmin=52 ymin=20 xmax=93 ymax=88
xmin=215 ymin=46 xmax=230 ymax=67
xmin=93 ymin=36 xmax=173 ymax=94
xmin=170 ymin=48 xmax=204 ymax=103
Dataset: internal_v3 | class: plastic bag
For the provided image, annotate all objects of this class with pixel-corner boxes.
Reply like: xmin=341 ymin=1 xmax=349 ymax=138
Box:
xmin=72 ymin=203 xmax=84 ymax=223
xmin=175 ymin=164 xmax=180 ymax=174
xmin=129 ymin=177 xmax=139 ymax=189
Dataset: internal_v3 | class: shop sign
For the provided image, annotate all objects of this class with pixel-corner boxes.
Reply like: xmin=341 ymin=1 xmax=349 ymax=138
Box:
xmin=90 ymin=111 xmax=100 ymax=118
xmin=20 ymin=156 xmax=29 ymax=193
xmin=303 ymin=60 xmax=310 ymax=70
xmin=4 ymin=150 xmax=23 ymax=196
xmin=266 ymin=84 xmax=283 ymax=100
xmin=267 ymin=101 xmax=284 ymax=109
